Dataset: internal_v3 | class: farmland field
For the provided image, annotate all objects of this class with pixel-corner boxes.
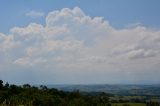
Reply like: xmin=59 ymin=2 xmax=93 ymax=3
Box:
xmin=112 ymin=103 xmax=146 ymax=106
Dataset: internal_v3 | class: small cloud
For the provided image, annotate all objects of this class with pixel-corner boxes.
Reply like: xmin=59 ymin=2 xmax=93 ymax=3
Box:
xmin=126 ymin=22 xmax=143 ymax=28
xmin=25 ymin=10 xmax=44 ymax=18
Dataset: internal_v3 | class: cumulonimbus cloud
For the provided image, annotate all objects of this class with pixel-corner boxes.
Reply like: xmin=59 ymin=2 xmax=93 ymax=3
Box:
xmin=0 ymin=7 xmax=160 ymax=84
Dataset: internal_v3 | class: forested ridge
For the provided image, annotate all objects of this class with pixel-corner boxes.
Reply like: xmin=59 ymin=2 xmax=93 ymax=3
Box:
xmin=1 ymin=80 xmax=160 ymax=106
xmin=0 ymin=80 xmax=111 ymax=106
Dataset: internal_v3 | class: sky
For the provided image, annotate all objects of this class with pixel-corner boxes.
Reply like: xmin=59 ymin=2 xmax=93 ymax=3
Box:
xmin=0 ymin=0 xmax=160 ymax=85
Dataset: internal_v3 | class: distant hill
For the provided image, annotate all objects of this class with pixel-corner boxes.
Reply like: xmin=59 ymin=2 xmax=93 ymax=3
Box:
xmin=47 ymin=84 xmax=160 ymax=96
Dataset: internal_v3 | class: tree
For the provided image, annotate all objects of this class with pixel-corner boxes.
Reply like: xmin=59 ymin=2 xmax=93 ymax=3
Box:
xmin=9 ymin=84 xmax=21 ymax=95
xmin=4 ymin=82 xmax=9 ymax=89
xmin=0 ymin=80 xmax=3 ymax=89
xmin=23 ymin=84 xmax=31 ymax=89
xmin=40 ymin=85 xmax=48 ymax=90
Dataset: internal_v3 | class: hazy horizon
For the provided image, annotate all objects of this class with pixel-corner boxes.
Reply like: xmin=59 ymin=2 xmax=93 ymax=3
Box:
xmin=0 ymin=0 xmax=160 ymax=85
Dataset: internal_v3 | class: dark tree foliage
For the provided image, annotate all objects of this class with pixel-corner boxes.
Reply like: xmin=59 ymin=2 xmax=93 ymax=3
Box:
xmin=1 ymin=80 xmax=154 ymax=106
xmin=0 ymin=80 xmax=111 ymax=106
xmin=0 ymin=80 xmax=3 ymax=89
xmin=4 ymin=82 xmax=9 ymax=89
xmin=146 ymin=101 xmax=160 ymax=106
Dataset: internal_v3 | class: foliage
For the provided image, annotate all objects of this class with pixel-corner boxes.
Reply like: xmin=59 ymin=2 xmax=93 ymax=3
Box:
xmin=0 ymin=80 xmax=160 ymax=106
xmin=0 ymin=80 xmax=111 ymax=106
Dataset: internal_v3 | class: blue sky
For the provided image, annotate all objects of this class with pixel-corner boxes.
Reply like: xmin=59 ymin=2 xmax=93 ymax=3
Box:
xmin=0 ymin=0 xmax=160 ymax=33
xmin=0 ymin=0 xmax=160 ymax=84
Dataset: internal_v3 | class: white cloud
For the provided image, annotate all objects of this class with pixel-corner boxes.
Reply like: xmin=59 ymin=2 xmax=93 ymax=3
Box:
xmin=25 ymin=10 xmax=44 ymax=18
xmin=0 ymin=7 xmax=160 ymax=84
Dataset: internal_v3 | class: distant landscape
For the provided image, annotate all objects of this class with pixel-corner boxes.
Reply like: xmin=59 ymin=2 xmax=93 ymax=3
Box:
xmin=48 ymin=84 xmax=160 ymax=96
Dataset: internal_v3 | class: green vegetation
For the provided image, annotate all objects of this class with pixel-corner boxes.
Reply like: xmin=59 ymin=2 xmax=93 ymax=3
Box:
xmin=0 ymin=80 xmax=160 ymax=106
xmin=0 ymin=80 xmax=111 ymax=106
xmin=112 ymin=103 xmax=145 ymax=106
